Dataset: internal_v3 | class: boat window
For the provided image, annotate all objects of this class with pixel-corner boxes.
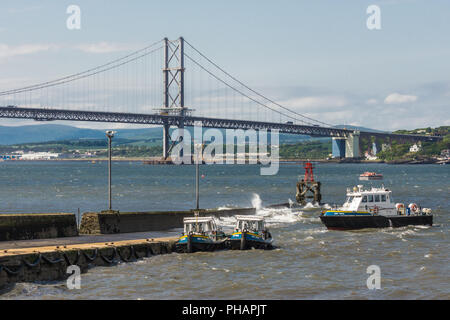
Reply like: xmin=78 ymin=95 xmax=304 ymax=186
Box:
xmin=368 ymin=195 xmax=374 ymax=202
xmin=374 ymin=195 xmax=380 ymax=202
xmin=381 ymin=194 xmax=386 ymax=202
xmin=362 ymin=196 xmax=367 ymax=203
xmin=346 ymin=196 xmax=354 ymax=203
xmin=185 ymin=223 xmax=193 ymax=233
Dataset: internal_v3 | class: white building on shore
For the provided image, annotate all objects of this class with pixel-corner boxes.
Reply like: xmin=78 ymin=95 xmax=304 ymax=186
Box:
xmin=20 ymin=152 xmax=60 ymax=160
xmin=409 ymin=143 xmax=422 ymax=153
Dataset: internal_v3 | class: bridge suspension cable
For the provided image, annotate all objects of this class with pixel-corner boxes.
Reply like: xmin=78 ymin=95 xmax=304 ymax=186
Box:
xmin=184 ymin=53 xmax=304 ymax=124
xmin=184 ymin=39 xmax=333 ymax=127
xmin=0 ymin=39 xmax=164 ymax=96
xmin=1 ymin=36 xmax=334 ymax=128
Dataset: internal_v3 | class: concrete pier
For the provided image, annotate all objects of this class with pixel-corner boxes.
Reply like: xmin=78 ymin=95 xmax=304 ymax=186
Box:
xmin=0 ymin=213 xmax=78 ymax=241
xmin=80 ymin=207 xmax=256 ymax=235
xmin=0 ymin=234 xmax=177 ymax=290
xmin=0 ymin=206 xmax=264 ymax=289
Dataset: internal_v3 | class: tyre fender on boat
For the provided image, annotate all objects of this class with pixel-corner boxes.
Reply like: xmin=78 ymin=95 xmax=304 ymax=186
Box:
xmin=187 ymin=234 xmax=192 ymax=253
xmin=240 ymin=231 xmax=246 ymax=250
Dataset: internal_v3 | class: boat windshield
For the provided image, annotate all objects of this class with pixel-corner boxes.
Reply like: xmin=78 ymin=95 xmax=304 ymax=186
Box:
xmin=184 ymin=221 xmax=215 ymax=234
xmin=237 ymin=220 xmax=264 ymax=231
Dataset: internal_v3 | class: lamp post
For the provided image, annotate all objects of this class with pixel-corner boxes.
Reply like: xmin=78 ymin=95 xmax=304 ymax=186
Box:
xmin=194 ymin=143 xmax=203 ymax=211
xmin=106 ymin=130 xmax=115 ymax=211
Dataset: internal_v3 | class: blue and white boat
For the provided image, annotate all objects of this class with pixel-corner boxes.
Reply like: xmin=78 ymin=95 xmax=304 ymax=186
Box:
xmin=228 ymin=215 xmax=273 ymax=250
xmin=175 ymin=216 xmax=227 ymax=253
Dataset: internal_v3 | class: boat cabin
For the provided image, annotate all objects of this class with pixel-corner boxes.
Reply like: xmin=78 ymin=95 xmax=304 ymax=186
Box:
xmin=235 ymin=215 xmax=266 ymax=232
xmin=341 ymin=185 xmax=395 ymax=213
xmin=183 ymin=217 xmax=218 ymax=235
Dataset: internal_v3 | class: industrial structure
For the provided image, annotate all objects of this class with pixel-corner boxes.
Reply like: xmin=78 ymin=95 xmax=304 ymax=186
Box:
xmin=296 ymin=162 xmax=321 ymax=205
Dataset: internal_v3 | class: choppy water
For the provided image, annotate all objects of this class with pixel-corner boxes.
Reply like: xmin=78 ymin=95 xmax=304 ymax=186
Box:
xmin=0 ymin=162 xmax=449 ymax=299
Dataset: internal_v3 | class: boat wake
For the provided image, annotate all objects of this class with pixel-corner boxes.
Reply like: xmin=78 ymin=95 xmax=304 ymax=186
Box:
xmin=255 ymin=207 xmax=299 ymax=225
xmin=215 ymin=206 xmax=300 ymax=229
xmin=301 ymin=202 xmax=322 ymax=210
xmin=215 ymin=194 xmax=328 ymax=228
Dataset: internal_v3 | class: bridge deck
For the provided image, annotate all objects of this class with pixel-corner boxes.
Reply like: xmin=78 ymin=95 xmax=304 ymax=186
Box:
xmin=0 ymin=107 xmax=442 ymax=141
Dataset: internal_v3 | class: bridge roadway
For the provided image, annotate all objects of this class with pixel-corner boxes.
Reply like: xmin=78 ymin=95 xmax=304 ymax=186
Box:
xmin=0 ymin=106 xmax=442 ymax=141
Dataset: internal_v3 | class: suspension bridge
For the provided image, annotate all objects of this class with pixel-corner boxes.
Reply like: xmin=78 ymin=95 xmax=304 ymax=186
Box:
xmin=0 ymin=37 xmax=441 ymax=159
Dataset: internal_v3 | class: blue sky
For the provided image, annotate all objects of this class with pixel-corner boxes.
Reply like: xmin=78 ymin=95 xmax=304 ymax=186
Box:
xmin=0 ymin=0 xmax=449 ymax=130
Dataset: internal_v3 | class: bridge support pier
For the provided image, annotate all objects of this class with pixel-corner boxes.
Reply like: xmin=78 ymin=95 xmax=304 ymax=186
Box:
xmin=345 ymin=131 xmax=360 ymax=158
xmin=332 ymin=137 xmax=346 ymax=158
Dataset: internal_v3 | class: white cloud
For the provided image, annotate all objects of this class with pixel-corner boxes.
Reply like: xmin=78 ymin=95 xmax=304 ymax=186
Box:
xmin=7 ymin=5 xmax=41 ymax=14
xmin=194 ymin=95 xmax=250 ymax=104
xmin=282 ymin=96 xmax=348 ymax=110
xmin=384 ymin=93 xmax=418 ymax=104
xmin=0 ymin=43 xmax=57 ymax=60
xmin=75 ymin=42 xmax=139 ymax=54
xmin=0 ymin=41 xmax=142 ymax=60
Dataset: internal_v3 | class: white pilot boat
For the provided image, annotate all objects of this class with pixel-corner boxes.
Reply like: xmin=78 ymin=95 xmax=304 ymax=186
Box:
xmin=320 ymin=185 xmax=433 ymax=230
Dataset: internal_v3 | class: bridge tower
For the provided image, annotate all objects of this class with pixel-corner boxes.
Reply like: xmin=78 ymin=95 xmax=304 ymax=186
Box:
xmin=160 ymin=37 xmax=190 ymax=159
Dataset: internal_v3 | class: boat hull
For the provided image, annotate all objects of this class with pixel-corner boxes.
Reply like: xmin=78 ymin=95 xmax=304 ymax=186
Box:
xmin=175 ymin=235 xmax=226 ymax=253
xmin=359 ymin=176 xmax=383 ymax=180
xmin=228 ymin=232 xmax=273 ymax=250
xmin=320 ymin=214 xmax=433 ymax=230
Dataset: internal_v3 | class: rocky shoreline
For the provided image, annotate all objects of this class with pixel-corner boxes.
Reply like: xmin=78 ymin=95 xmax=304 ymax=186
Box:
xmin=337 ymin=157 xmax=449 ymax=165
xmin=385 ymin=158 xmax=449 ymax=165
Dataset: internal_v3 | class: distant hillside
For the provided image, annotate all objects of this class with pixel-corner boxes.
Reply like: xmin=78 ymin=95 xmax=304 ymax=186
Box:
xmin=393 ymin=126 xmax=449 ymax=136
xmin=0 ymin=124 xmax=162 ymax=145
xmin=333 ymin=125 xmax=387 ymax=133
xmin=0 ymin=123 xmax=385 ymax=146
xmin=0 ymin=124 xmax=324 ymax=146
xmin=0 ymin=125 xmax=103 ymax=145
